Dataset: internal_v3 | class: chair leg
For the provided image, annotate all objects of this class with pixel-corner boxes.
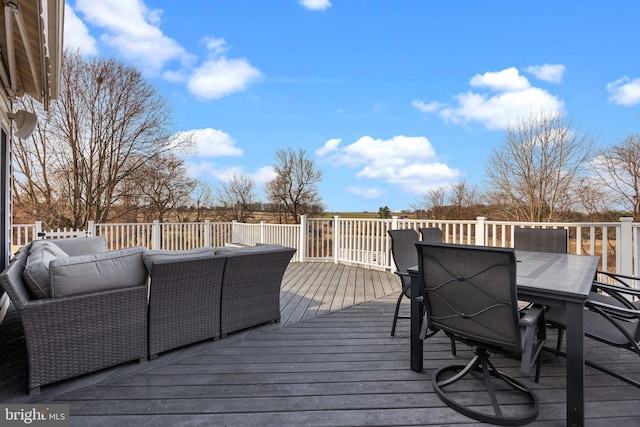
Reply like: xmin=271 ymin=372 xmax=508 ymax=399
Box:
xmin=534 ymin=353 xmax=542 ymax=383
xmin=556 ymin=329 xmax=564 ymax=353
xmin=433 ymin=348 xmax=539 ymax=426
xmin=390 ymin=292 xmax=404 ymax=336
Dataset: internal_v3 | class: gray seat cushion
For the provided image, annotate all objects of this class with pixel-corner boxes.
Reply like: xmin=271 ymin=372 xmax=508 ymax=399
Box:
xmin=49 ymin=246 xmax=147 ymax=297
xmin=23 ymin=243 xmax=69 ymax=299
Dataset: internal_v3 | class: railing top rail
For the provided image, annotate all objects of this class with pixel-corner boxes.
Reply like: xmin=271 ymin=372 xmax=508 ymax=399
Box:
xmin=96 ymin=222 xmax=155 ymax=226
xmin=484 ymin=220 xmax=623 ymax=227
xmin=157 ymin=222 xmax=232 ymax=226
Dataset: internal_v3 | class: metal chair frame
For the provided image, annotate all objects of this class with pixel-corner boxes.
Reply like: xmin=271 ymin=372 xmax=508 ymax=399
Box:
xmin=417 ymin=242 xmax=544 ymax=425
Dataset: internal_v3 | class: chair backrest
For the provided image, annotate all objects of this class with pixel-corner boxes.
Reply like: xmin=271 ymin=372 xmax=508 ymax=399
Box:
xmin=419 ymin=227 xmax=443 ymax=243
xmin=388 ymin=229 xmax=419 ymax=274
xmin=415 ymin=242 xmax=521 ymax=355
xmin=513 ymin=228 xmax=567 ymax=254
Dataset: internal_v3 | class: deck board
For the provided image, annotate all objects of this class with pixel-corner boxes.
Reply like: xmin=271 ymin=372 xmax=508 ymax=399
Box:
xmin=3 ymin=262 xmax=640 ymax=426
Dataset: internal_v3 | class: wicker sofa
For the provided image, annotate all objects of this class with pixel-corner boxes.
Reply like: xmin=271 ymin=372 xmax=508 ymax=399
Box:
xmin=0 ymin=237 xmax=148 ymax=395
xmin=0 ymin=239 xmax=296 ymax=394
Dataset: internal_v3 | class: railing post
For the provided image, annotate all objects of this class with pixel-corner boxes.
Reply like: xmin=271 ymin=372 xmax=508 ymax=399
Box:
xmin=204 ymin=220 xmax=211 ymax=247
xmin=476 ymin=217 xmax=487 ymax=246
xmin=391 ymin=216 xmax=399 ymax=230
xmin=634 ymin=223 xmax=640 ymax=281
xmin=152 ymin=220 xmax=161 ymax=250
xmin=260 ymin=221 xmax=266 ymax=244
xmin=619 ymin=217 xmax=634 ymax=276
xmin=87 ymin=220 xmax=95 ymax=237
xmin=35 ymin=221 xmax=42 ymax=239
xmin=232 ymin=220 xmax=238 ymax=243
xmin=333 ymin=215 xmax=340 ymax=264
xmin=299 ymin=215 xmax=307 ymax=262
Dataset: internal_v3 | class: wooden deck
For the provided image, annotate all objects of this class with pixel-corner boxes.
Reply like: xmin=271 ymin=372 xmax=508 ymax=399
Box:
xmin=3 ymin=262 xmax=640 ymax=426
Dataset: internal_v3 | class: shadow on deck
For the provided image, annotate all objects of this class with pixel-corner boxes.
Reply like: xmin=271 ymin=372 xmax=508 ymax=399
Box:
xmin=2 ymin=262 xmax=640 ymax=426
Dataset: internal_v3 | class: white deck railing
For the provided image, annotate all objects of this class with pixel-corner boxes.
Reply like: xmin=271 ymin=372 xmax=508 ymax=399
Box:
xmin=13 ymin=216 xmax=640 ymax=276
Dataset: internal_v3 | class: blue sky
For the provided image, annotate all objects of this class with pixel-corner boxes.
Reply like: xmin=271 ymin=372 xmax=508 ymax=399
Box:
xmin=63 ymin=0 xmax=640 ymax=212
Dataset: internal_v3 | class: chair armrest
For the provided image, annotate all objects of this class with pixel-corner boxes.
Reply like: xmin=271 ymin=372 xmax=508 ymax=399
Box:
xmin=592 ymin=281 xmax=640 ymax=298
xmin=519 ymin=305 xmax=543 ymax=328
xmin=596 ymin=270 xmax=639 ymax=288
xmin=520 ymin=305 xmax=545 ymax=375
xmin=586 ymin=298 xmax=640 ymax=319
xmin=591 ymin=281 xmax=640 ymax=315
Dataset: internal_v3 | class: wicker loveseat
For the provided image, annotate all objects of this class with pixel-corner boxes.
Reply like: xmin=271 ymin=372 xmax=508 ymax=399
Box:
xmin=146 ymin=244 xmax=296 ymax=357
xmin=0 ymin=238 xmax=296 ymax=394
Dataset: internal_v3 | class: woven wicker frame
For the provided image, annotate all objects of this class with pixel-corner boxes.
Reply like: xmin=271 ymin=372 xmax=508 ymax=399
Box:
xmin=0 ymin=245 xmax=147 ymax=394
xmin=220 ymin=248 xmax=296 ymax=336
xmin=148 ymin=256 xmax=226 ymax=358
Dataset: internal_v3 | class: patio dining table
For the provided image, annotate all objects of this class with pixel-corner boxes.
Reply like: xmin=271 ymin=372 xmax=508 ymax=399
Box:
xmin=408 ymin=249 xmax=600 ymax=427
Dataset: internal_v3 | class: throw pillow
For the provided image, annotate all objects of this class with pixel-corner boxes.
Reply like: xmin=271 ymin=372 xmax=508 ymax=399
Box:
xmin=23 ymin=244 xmax=69 ymax=299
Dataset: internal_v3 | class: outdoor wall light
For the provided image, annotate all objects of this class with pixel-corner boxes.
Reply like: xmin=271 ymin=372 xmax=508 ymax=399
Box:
xmin=8 ymin=109 xmax=37 ymax=139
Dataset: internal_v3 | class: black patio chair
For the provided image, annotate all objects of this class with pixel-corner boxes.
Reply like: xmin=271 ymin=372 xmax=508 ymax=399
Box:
xmin=545 ymin=273 xmax=640 ymax=388
xmin=514 ymin=227 xmax=568 ymax=341
xmin=513 ymin=227 xmax=567 ymax=254
xmin=419 ymin=227 xmax=443 ymax=243
xmin=416 ymin=242 xmax=545 ymax=425
xmin=388 ymin=229 xmax=420 ymax=336
xmin=388 ymin=228 xmax=444 ymax=337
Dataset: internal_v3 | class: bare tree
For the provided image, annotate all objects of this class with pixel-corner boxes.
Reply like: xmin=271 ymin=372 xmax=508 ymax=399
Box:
xmin=485 ymin=112 xmax=598 ymax=222
xmin=412 ymin=186 xmax=448 ymax=219
xmin=448 ymin=180 xmax=483 ymax=218
xmin=191 ymin=181 xmax=215 ymax=222
xmin=11 ymin=96 xmax=66 ymax=227
xmin=215 ymin=174 xmax=258 ymax=222
xmin=133 ymin=154 xmax=196 ymax=222
xmin=573 ymin=176 xmax=612 ymax=220
xmin=12 ymin=49 xmax=191 ymax=229
xmin=591 ymin=134 xmax=640 ymax=219
xmin=265 ymin=148 xmax=323 ymax=223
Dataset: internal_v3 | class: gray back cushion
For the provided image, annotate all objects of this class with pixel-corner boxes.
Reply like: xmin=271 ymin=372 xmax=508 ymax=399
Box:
xmin=23 ymin=243 xmax=69 ymax=299
xmin=42 ymin=236 xmax=107 ymax=256
xmin=214 ymin=244 xmax=286 ymax=255
xmin=143 ymin=247 xmax=218 ymax=273
xmin=49 ymin=246 xmax=147 ymax=297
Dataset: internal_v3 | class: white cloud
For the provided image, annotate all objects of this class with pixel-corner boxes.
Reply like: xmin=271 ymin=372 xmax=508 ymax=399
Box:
xmin=524 ymin=64 xmax=566 ymax=83
xmin=346 ymin=187 xmax=384 ymax=199
xmin=254 ymin=166 xmax=277 ymax=184
xmin=608 ymin=77 xmax=640 ymax=106
xmin=415 ymin=67 xmax=564 ymax=130
xmin=74 ymin=0 xmax=193 ymax=74
xmin=411 ymin=100 xmax=444 ymax=113
xmin=64 ymin=6 xmax=98 ymax=55
xmin=72 ymin=1 xmax=262 ymax=99
xmin=327 ymin=135 xmax=460 ymax=193
xmin=470 ymin=67 xmax=531 ymax=92
xmin=188 ymin=58 xmax=262 ymax=100
xmin=299 ymin=0 xmax=332 ymax=11
xmin=176 ymin=128 xmax=243 ymax=158
xmin=440 ymin=87 xmax=564 ymax=130
xmin=315 ymin=138 xmax=342 ymax=156
xmin=340 ymin=135 xmax=436 ymax=166
xmin=187 ymin=37 xmax=262 ymax=100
